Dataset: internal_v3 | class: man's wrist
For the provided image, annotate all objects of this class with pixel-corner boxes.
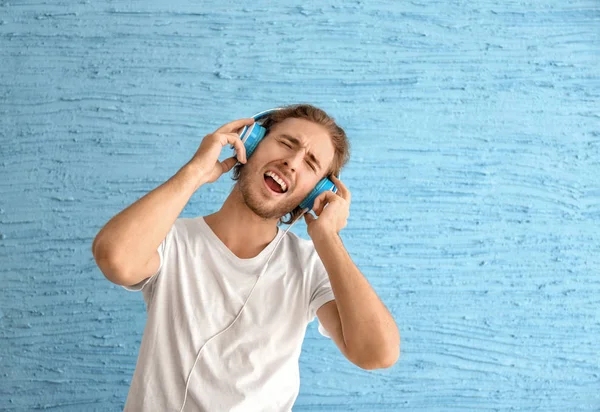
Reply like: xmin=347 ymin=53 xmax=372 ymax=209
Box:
xmin=309 ymin=224 xmax=339 ymax=244
xmin=177 ymin=162 xmax=209 ymax=192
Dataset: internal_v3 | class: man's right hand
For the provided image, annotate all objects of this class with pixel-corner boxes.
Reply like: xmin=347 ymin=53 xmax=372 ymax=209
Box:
xmin=186 ymin=117 xmax=255 ymax=185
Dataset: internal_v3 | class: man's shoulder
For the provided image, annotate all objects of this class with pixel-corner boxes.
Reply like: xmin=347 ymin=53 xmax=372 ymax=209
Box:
xmin=279 ymin=229 xmax=321 ymax=263
xmin=281 ymin=229 xmax=314 ymax=249
xmin=172 ymin=216 xmax=204 ymax=235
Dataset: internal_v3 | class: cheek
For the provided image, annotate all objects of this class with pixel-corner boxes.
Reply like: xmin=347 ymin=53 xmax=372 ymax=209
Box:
xmin=296 ymin=179 xmax=318 ymax=196
xmin=250 ymin=146 xmax=277 ymax=167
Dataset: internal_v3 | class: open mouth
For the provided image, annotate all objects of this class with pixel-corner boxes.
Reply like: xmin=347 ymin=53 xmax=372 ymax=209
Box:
xmin=263 ymin=171 xmax=288 ymax=195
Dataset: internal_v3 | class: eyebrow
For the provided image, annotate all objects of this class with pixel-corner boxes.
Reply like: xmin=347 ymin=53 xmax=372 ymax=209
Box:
xmin=279 ymin=134 xmax=322 ymax=171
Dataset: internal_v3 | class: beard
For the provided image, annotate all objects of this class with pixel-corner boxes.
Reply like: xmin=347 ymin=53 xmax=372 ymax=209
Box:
xmin=236 ymin=162 xmax=300 ymax=220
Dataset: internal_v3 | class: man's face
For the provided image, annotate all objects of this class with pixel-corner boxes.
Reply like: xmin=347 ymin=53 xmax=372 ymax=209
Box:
xmin=237 ymin=117 xmax=335 ymax=220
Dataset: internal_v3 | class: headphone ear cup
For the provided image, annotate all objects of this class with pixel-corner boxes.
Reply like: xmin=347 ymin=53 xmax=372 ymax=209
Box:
xmin=239 ymin=123 xmax=267 ymax=158
xmin=299 ymin=177 xmax=337 ymax=211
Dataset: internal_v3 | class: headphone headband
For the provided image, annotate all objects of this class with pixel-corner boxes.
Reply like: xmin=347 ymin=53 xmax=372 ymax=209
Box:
xmin=250 ymin=107 xmax=285 ymax=121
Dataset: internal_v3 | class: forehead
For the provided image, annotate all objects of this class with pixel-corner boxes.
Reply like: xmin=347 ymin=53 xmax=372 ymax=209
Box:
xmin=269 ymin=117 xmax=335 ymax=167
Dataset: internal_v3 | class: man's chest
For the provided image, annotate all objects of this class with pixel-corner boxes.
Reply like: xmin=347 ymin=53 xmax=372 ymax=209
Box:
xmin=154 ymin=262 xmax=311 ymax=347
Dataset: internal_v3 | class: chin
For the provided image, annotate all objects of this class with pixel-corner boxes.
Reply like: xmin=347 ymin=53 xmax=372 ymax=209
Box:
xmin=238 ymin=167 xmax=300 ymax=219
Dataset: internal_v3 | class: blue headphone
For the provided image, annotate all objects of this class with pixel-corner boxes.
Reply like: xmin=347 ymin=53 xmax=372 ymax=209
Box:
xmin=235 ymin=108 xmax=338 ymax=212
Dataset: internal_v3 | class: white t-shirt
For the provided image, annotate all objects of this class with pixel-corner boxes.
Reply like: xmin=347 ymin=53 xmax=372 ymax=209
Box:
xmin=121 ymin=216 xmax=335 ymax=412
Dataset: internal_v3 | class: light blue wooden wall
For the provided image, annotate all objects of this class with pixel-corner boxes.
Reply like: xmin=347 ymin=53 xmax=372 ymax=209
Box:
xmin=1 ymin=1 xmax=598 ymax=410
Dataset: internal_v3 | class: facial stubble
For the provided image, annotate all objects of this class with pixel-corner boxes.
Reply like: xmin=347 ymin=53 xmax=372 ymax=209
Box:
xmin=236 ymin=163 xmax=300 ymax=220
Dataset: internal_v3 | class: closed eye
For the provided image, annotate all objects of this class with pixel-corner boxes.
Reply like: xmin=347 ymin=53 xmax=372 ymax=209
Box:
xmin=279 ymin=138 xmax=317 ymax=172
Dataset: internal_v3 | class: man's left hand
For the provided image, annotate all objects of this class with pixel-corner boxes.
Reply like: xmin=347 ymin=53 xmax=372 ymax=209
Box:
xmin=304 ymin=174 xmax=351 ymax=238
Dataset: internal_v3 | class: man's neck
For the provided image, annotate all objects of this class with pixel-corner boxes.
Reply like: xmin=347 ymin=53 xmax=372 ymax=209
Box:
xmin=202 ymin=186 xmax=280 ymax=260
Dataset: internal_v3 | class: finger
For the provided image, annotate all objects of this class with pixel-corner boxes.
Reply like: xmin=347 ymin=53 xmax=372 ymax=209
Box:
xmin=215 ymin=118 xmax=255 ymax=134
xmin=312 ymin=191 xmax=337 ymax=216
xmin=313 ymin=190 xmax=333 ymax=210
xmin=304 ymin=212 xmax=316 ymax=224
xmin=220 ymin=156 xmax=238 ymax=174
xmin=222 ymin=133 xmax=247 ymax=163
xmin=311 ymin=193 xmax=324 ymax=214
xmin=330 ymin=174 xmax=350 ymax=202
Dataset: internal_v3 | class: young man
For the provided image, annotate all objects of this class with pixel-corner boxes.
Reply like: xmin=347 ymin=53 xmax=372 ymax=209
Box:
xmin=92 ymin=104 xmax=400 ymax=411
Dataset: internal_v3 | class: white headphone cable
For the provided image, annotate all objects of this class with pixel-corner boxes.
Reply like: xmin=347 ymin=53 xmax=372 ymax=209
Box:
xmin=178 ymin=208 xmax=309 ymax=412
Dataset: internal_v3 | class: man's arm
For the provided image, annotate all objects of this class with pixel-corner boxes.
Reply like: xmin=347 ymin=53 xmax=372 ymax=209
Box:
xmin=92 ymin=164 xmax=201 ymax=285
xmin=92 ymin=117 xmax=254 ymax=285
xmin=313 ymin=231 xmax=400 ymax=370
xmin=304 ymin=174 xmax=400 ymax=370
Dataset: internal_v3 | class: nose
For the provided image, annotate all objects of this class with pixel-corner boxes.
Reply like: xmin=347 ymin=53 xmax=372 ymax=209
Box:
xmin=283 ymin=149 xmax=305 ymax=172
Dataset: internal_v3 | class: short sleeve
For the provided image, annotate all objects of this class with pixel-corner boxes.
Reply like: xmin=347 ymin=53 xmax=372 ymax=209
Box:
xmin=120 ymin=219 xmax=175 ymax=295
xmin=120 ymin=239 xmax=165 ymax=293
xmin=308 ymin=257 xmax=336 ymax=338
